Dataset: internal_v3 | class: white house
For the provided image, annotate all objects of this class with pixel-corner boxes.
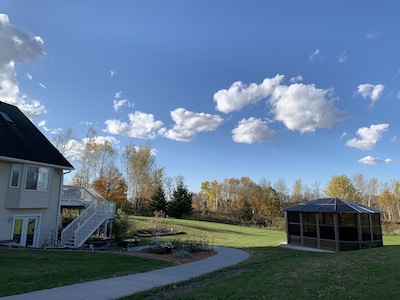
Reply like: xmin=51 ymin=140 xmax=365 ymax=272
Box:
xmin=0 ymin=101 xmax=74 ymax=247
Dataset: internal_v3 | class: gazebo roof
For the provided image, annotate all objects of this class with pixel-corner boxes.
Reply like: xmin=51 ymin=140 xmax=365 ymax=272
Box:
xmin=284 ymin=198 xmax=381 ymax=214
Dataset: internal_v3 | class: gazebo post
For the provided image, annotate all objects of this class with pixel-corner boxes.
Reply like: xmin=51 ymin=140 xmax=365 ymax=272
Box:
xmin=299 ymin=212 xmax=304 ymax=247
xmin=356 ymin=214 xmax=362 ymax=250
xmin=334 ymin=213 xmax=339 ymax=252
xmin=368 ymin=213 xmax=373 ymax=241
xmin=284 ymin=211 xmax=290 ymax=244
xmin=316 ymin=212 xmax=321 ymax=249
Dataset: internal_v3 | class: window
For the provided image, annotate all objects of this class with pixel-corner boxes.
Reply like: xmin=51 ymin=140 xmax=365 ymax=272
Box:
xmin=0 ymin=111 xmax=15 ymax=123
xmin=10 ymin=163 xmax=21 ymax=187
xmin=25 ymin=166 xmax=50 ymax=191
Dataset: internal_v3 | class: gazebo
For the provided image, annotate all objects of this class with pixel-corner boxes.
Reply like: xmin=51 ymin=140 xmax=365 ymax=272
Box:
xmin=283 ymin=198 xmax=383 ymax=252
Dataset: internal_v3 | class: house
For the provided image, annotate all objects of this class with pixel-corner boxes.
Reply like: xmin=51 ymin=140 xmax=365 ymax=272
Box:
xmin=0 ymin=101 xmax=74 ymax=247
xmin=282 ymin=198 xmax=383 ymax=252
xmin=0 ymin=101 xmax=116 ymax=249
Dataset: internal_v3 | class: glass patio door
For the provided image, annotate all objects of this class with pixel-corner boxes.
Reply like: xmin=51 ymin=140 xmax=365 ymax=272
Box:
xmin=12 ymin=216 xmax=39 ymax=247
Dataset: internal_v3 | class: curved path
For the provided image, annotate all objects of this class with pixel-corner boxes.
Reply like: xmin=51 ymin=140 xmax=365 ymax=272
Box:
xmin=1 ymin=247 xmax=249 ymax=300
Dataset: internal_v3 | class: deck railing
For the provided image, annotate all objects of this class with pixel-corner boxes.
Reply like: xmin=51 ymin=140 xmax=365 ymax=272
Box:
xmin=60 ymin=186 xmax=116 ymax=247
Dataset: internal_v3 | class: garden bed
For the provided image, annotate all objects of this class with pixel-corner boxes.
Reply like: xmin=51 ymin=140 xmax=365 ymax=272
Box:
xmin=137 ymin=231 xmax=185 ymax=237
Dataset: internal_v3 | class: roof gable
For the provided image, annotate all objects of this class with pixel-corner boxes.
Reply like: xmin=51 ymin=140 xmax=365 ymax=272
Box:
xmin=284 ymin=198 xmax=380 ymax=214
xmin=0 ymin=101 xmax=74 ymax=169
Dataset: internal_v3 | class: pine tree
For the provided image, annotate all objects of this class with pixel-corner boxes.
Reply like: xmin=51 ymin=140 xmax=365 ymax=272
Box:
xmin=167 ymin=182 xmax=193 ymax=218
xmin=148 ymin=185 xmax=168 ymax=215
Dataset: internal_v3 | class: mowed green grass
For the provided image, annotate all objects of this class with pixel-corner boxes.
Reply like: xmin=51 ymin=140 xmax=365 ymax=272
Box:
xmin=130 ymin=217 xmax=400 ymax=300
xmin=0 ymin=249 xmax=174 ymax=296
xmin=133 ymin=216 xmax=285 ymax=248
xmin=2 ymin=217 xmax=400 ymax=299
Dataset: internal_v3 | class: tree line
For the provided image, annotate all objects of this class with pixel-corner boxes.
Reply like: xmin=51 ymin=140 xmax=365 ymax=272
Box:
xmin=55 ymin=129 xmax=400 ymax=224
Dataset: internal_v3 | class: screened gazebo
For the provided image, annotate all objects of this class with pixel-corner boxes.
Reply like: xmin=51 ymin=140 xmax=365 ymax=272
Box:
xmin=283 ymin=198 xmax=383 ymax=252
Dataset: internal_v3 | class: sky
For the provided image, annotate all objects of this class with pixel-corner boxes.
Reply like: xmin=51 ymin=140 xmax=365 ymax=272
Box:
xmin=1 ymin=1 xmax=400 ymax=193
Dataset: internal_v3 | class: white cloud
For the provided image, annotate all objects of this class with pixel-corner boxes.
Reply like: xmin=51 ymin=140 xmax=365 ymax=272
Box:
xmin=162 ymin=125 xmax=196 ymax=142
xmin=366 ymin=31 xmax=381 ymax=39
xmin=290 ymin=75 xmax=303 ymax=83
xmin=396 ymin=91 xmax=400 ymax=100
xmin=358 ymin=156 xmax=392 ymax=165
xmin=309 ymin=49 xmax=320 ymax=61
xmin=38 ymin=82 xmax=47 ymax=90
xmin=269 ymin=83 xmax=349 ymax=133
xmin=163 ymin=108 xmax=224 ymax=142
xmin=82 ymin=135 xmax=120 ymax=146
xmin=356 ymin=83 xmax=385 ymax=105
xmin=62 ymin=139 xmax=84 ymax=161
xmin=113 ymin=99 xmax=128 ymax=111
xmin=0 ymin=13 xmax=46 ymax=119
xmin=232 ymin=117 xmax=276 ymax=144
xmin=338 ymin=51 xmax=347 ymax=63
xmin=38 ymin=119 xmax=51 ymax=132
xmin=80 ymin=120 xmax=93 ymax=126
xmin=104 ymin=111 xmax=164 ymax=139
xmin=213 ymin=74 xmax=284 ymax=113
xmin=59 ymin=136 xmax=119 ymax=162
xmin=339 ymin=131 xmax=347 ymax=140
xmin=112 ymin=91 xmax=132 ymax=111
xmin=346 ymin=124 xmax=389 ymax=150
xmin=25 ymin=73 xmax=32 ymax=80
xmin=109 ymin=70 xmax=117 ymax=77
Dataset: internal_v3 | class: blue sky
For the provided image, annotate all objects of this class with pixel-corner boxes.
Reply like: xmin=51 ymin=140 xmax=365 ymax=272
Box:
xmin=1 ymin=1 xmax=400 ymax=193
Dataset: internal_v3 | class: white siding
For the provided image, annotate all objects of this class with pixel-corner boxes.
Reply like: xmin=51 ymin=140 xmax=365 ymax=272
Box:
xmin=0 ymin=160 xmax=63 ymax=247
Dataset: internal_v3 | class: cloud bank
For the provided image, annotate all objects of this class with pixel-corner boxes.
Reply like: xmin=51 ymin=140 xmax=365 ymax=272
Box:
xmin=0 ymin=14 xmax=46 ymax=118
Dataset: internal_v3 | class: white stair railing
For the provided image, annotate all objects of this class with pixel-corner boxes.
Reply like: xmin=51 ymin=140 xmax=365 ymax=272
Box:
xmin=60 ymin=187 xmax=116 ymax=248
xmin=74 ymin=201 xmax=115 ymax=247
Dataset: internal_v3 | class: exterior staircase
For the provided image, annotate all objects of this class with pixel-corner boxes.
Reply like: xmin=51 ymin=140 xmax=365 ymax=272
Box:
xmin=60 ymin=186 xmax=116 ymax=248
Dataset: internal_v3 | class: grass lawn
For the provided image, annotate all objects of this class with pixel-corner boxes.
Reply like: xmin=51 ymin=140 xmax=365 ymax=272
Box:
xmin=2 ymin=216 xmax=400 ymax=299
xmin=127 ymin=216 xmax=400 ymax=299
xmin=0 ymin=249 xmax=174 ymax=297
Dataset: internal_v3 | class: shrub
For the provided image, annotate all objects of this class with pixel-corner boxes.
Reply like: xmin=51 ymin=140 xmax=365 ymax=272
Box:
xmin=170 ymin=236 xmax=210 ymax=253
xmin=112 ymin=209 xmax=136 ymax=241
xmin=173 ymin=249 xmax=193 ymax=258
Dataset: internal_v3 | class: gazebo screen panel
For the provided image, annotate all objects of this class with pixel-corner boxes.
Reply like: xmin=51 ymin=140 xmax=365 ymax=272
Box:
xmin=371 ymin=214 xmax=381 ymax=226
xmin=339 ymin=213 xmax=357 ymax=226
xmin=339 ymin=226 xmax=358 ymax=241
xmin=287 ymin=211 xmax=300 ymax=223
xmin=302 ymin=212 xmax=317 ymax=238
xmin=318 ymin=212 xmax=334 ymax=225
xmin=320 ymin=226 xmax=335 ymax=240
xmin=372 ymin=226 xmax=382 ymax=240
xmin=360 ymin=214 xmax=370 ymax=226
xmin=288 ymin=223 xmax=301 ymax=236
xmin=361 ymin=226 xmax=372 ymax=241
xmin=338 ymin=213 xmax=359 ymax=242
xmin=371 ymin=214 xmax=382 ymax=241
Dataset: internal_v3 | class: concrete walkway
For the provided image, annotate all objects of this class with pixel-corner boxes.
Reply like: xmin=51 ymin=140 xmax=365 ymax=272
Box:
xmin=1 ymin=247 xmax=249 ymax=300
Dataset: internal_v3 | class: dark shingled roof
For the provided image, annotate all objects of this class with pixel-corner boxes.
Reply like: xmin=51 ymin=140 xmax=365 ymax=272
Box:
xmin=284 ymin=198 xmax=380 ymax=214
xmin=0 ymin=101 xmax=74 ymax=169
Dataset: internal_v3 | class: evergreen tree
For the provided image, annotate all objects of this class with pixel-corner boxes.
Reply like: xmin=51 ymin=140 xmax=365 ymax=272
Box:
xmin=239 ymin=200 xmax=253 ymax=222
xmin=148 ymin=185 xmax=168 ymax=215
xmin=167 ymin=182 xmax=193 ymax=218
